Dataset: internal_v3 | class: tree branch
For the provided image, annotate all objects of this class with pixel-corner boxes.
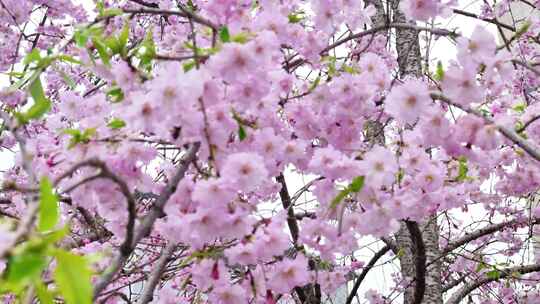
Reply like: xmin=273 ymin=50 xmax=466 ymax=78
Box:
xmin=517 ymin=115 xmax=540 ymax=133
xmin=431 ymin=93 xmax=540 ymax=162
xmin=446 ymin=263 xmax=540 ymax=304
xmin=405 ymin=220 xmax=426 ymax=304
xmin=512 ymin=59 xmax=540 ymax=77
xmin=92 ymin=143 xmax=199 ymax=299
xmin=276 ymin=172 xmax=301 ymax=243
xmin=127 ymin=0 xmax=159 ymax=8
xmin=136 ymin=242 xmax=177 ymax=304
xmin=322 ymin=23 xmax=456 ymax=55
xmin=0 ymin=111 xmax=39 ymax=259
xmin=121 ymin=8 xmax=217 ymax=31
xmin=345 ymin=246 xmax=391 ymax=304
xmin=54 ymin=159 xmax=137 ymax=256
xmin=452 ymin=9 xmax=515 ymax=32
xmin=442 ymin=218 xmax=540 ymax=255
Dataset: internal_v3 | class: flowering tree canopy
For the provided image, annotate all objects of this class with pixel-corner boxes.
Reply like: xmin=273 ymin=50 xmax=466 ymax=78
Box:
xmin=1 ymin=0 xmax=540 ymax=303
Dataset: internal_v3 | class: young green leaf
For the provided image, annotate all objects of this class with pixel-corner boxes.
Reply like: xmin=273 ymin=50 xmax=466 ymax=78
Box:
xmin=330 ymin=189 xmax=350 ymax=210
xmin=34 ymin=281 xmax=55 ymax=304
xmin=4 ymin=252 xmax=46 ymax=291
xmin=513 ymin=102 xmax=526 ymax=113
xmin=107 ymin=118 xmax=126 ymax=129
xmin=219 ymin=26 xmax=231 ymax=43
xmin=106 ymin=86 xmax=124 ymax=103
xmin=23 ymin=49 xmax=42 ymax=65
xmin=54 ymin=250 xmax=92 ymax=304
xmin=118 ymin=22 xmax=130 ymax=53
xmin=57 ymin=55 xmax=82 ymax=65
xmin=59 ymin=71 xmax=77 ymax=89
xmin=238 ymin=124 xmax=247 ymax=141
xmin=231 ymin=32 xmax=251 ymax=44
xmin=18 ymin=77 xmax=52 ymax=123
xmin=288 ymin=12 xmax=305 ymax=23
xmin=100 ymin=8 xmax=123 ymax=18
xmin=38 ymin=177 xmax=59 ymax=232
xmin=475 ymin=261 xmax=487 ymax=272
xmin=183 ymin=60 xmax=196 ymax=72
xmin=435 ymin=61 xmax=444 ymax=81
xmin=64 ymin=128 xmax=96 ymax=148
xmin=486 ymin=269 xmax=501 ymax=280
xmin=137 ymin=30 xmax=156 ymax=70
xmin=308 ymin=76 xmax=321 ymax=92
xmin=74 ymin=26 xmax=103 ymax=48
xmin=330 ymin=176 xmax=365 ymax=209
xmin=456 ymin=157 xmax=468 ymax=182
xmin=349 ymin=176 xmax=365 ymax=192
xmin=92 ymin=36 xmax=111 ymax=66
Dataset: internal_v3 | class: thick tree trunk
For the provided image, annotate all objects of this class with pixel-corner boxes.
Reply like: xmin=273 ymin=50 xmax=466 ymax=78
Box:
xmin=390 ymin=1 xmax=443 ymax=303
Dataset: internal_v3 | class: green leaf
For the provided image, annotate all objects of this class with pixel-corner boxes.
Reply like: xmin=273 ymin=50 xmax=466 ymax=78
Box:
xmin=231 ymin=32 xmax=250 ymax=44
xmin=8 ymin=69 xmax=39 ymax=92
xmin=4 ymin=252 xmax=46 ymax=291
xmin=456 ymin=157 xmax=468 ymax=182
xmin=516 ymin=20 xmax=531 ymax=37
xmin=2 ymin=71 xmax=25 ymax=78
xmin=288 ymin=12 xmax=305 ymax=23
xmin=38 ymin=177 xmax=59 ymax=232
xmin=59 ymin=71 xmax=77 ymax=89
xmin=342 ymin=64 xmax=357 ymax=74
xmin=96 ymin=0 xmax=104 ymax=14
xmin=24 ymin=49 xmax=42 ymax=65
xmin=396 ymin=168 xmax=405 ymax=183
xmin=106 ymin=86 xmax=124 ymax=103
xmin=92 ymin=36 xmax=111 ymax=66
xmin=183 ymin=60 xmax=196 ymax=72
xmin=435 ymin=61 xmax=444 ymax=81
xmin=349 ymin=176 xmax=365 ymax=193
xmin=486 ymin=269 xmax=500 ymax=280
xmin=238 ymin=124 xmax=247 ymax=141
xmin=107 ymin=118 xmax=126 ymax=129
xmin=330 ymin=176 xmax=365 ymax=209
xmin=513 ymin=102 xmax=526 ymax=113
xmin=100 ymin=7 xmax=123 ymax=17
xmin=54 ymin=250 xmax=92 ymax=304
xmin=74 ymin=29 xmax=89 ymax=47
xmin=327 ymin=57 xmax=337 ymax=76
xmin=34 ymin=281 xmax=55 ymax=304
xmin=57 ymin=55 xmax=82 ymax=65
xmin=118 ymin=22 xmax=129 ymax=52
xmin=137 ymin=30 xmax=156 ymax=71
xmin=308 ymin=76 xmax=321 ymax=92
xmin=105 ymin=36 xmax=122 ymax=54
xmin=475 ymin=261 xmax=487 ymax=272
xmin=18 ymin=77 xmax=51 ymax=123
xmin=74 ymin=26 xmax=103 ymax=48
xmin=330 ymin=189 xmax=349 ymax=209
xmin=219 ymin=26 xmax=231 ymax=43
xmin=41 ymin=226 xmax=69 ymax=245
xmin=64 ymin=128 xmax=96 ymax=148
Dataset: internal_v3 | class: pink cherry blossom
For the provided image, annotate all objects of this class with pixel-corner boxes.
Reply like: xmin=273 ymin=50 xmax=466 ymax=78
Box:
xmin=267 ymin=254 xmax=311 ymax=294
xmin=360 ymin=146 xmax=398 ymax=189
xmin=221 ymin=152 xmax=269 ymax=191
xmin=385 ymin=79 xmax=431 ymax=125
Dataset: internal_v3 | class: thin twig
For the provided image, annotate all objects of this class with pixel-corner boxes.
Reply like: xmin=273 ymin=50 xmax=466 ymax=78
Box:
xmin=93 ymin=143 xmax=199 ymax=299
xmin=136 ymin=242 xmax=177 ymax=304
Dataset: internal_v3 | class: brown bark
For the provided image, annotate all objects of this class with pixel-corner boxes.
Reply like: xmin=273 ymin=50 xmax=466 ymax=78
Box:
xmin=389 ymin=0 xmax=443 ymax=303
